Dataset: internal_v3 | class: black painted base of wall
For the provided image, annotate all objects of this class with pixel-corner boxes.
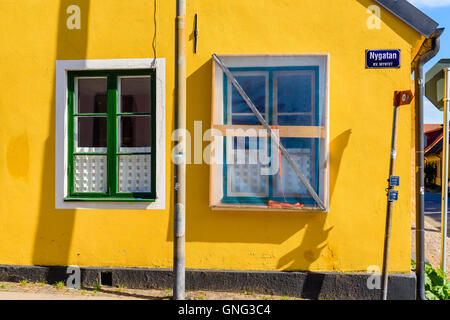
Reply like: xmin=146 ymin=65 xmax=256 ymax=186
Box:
xmin=0 ymin=264 xmax=416 ymax=300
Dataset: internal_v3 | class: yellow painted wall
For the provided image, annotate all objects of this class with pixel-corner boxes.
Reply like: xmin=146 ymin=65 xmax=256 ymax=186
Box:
xmin=0 ymin=0 xmax=423 ymax=273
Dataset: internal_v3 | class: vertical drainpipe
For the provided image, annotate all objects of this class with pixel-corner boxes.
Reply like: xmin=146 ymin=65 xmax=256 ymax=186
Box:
xmin=174 ymin=0 xmax=186 ymax=300
xmin=414 ymin=29 xmax=442 ymax=300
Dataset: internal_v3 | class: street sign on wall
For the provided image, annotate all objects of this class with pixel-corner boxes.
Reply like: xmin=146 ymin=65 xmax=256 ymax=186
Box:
xmin=389 ymin=176 xmax=400 ymax=187
xmin=366 ymin=50 xmax=401 ymax=69
xmin=425 ymin=59 xmax=450 ymax=111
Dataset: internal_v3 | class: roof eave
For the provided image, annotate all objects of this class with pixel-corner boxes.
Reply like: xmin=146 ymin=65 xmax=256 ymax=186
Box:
xmin=373 ymin=0 xmax=439 ymax=37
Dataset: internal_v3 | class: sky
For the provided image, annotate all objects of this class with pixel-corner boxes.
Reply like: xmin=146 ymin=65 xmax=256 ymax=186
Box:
xmin=407 ymin=0 xmax=450 ymax=123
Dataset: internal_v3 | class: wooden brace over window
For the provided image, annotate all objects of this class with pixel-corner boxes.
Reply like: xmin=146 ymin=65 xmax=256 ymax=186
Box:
xmin=210 ymin=55 xmax=328 ymax=211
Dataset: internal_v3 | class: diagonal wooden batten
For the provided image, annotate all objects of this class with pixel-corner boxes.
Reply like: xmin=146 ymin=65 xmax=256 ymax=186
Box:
xmin=212 ymin=54 xmax=325 ymax=210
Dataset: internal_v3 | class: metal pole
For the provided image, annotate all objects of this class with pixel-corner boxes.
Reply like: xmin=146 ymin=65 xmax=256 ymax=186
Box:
xmin=174 ymin=0 xmax=186 ymax=300
xmin=381 ymin=104 xmax=400 ymax=300
xmin=442 ymin=68 xmax=450 ymax=274
xmin=415 ymin=31 xmax=443 ymax=300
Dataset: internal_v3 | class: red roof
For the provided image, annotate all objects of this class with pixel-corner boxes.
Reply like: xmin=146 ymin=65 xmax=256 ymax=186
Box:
xmin=424 ymin=124 xmax=450 ymax=156
xmin=424 ymin=124 xmax=442 ymax=133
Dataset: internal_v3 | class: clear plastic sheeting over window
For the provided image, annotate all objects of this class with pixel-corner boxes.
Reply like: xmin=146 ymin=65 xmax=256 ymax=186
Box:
xmin=210 ymin=55 xmax=329 ymax=211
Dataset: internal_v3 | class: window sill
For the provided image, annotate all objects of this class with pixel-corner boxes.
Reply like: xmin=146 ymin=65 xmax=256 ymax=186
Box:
xmin=210 ymin=204 xmax=327 ymax=212
xmin=64 ymin=197 xmax=156 ymax=203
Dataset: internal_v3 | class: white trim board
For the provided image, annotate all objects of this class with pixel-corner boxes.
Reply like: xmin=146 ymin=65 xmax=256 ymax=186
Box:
xmin=210 ymin=54 xmax=330 ymax=211
xmin=55 ymin=58 xmax=166 ymax=210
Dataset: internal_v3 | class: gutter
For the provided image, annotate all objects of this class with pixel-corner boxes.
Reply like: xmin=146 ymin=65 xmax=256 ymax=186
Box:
xmin=413 ymin=28 xmax=444 ymax=300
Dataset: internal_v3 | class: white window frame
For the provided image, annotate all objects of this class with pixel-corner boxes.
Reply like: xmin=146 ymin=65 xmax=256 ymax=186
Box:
xmin=55 ymin=58 xmax=166 ymax=210
xmin=210 ymin=54 xmax=330 ymax=211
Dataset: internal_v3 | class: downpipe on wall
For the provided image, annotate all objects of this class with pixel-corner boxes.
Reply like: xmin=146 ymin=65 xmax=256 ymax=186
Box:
xmin=174 ymin=0 xmax=186 ymax=300
xmin=414 ymin=29 xmax=443 ymax=300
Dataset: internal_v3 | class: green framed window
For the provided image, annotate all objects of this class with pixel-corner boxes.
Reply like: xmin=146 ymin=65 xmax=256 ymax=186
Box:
xmin=65 ymin=69 xmax=157 ymax=202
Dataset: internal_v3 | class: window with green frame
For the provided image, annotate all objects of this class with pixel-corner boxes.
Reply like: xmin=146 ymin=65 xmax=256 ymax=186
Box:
xmin=65 ymin=69 xmax=156 ymax=202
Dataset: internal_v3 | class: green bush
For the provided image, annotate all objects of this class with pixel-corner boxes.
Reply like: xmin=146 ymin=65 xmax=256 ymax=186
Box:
xmin=412 ymin=260 xmax=450 ymax=300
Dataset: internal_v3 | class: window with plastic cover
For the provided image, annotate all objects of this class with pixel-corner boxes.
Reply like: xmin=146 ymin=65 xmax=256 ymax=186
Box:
xmin=210 ymin=55 xmax=329 ymax=211
xmin=67 ymin=70 xmax=156 ymax=201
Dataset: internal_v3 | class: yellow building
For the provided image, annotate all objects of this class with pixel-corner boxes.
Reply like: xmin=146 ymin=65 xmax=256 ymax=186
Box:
xmin=0 ymin=0 xmax=443 ymax=299
xmin=424 ymin=125 xmax=448 ymax=187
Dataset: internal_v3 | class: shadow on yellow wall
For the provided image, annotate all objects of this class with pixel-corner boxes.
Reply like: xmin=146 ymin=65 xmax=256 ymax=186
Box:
xmin=276 ymin=131 xmax=351 ymax=270
xmin=32 ymin=0 xmax=91 ymax=267
xmin=177 ymin=58 xmax=352 ymax=275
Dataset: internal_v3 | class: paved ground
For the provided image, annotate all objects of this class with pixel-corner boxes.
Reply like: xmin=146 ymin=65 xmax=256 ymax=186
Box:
xmin=411 ymin=223 xmax=450 ymax=272
xmin=412 ymin=193 xmax=450 ymax=272
xmin=424 ymin=192 xmax=450 ymax=237
xmin=0 ymin=281 xmax=301 ymax=300
xmin=425 ymin=192 xmax=443 ymax=213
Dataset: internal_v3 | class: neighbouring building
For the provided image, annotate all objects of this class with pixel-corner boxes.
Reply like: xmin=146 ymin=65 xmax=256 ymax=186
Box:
xmin=0 ymin=0 xmax=443 ymax=299
xmin=425 ymin=124 xmax=446 ymax=186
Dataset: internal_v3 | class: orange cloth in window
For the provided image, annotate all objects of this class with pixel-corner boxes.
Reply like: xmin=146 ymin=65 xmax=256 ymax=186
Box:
xmin=268 ymin=125 xmax=304 ymax=209
xmin=268 ymin=200 xmax=304 ymax=208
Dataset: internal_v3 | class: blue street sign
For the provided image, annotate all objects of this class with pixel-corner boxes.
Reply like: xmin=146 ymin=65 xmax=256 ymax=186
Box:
xmin=388 ymin=190 xmax=399 ymax=202
xmin=366 ymin=50 xmax=401 ymax=69
xmin=389 ymin=176 xmax=400 ymax=187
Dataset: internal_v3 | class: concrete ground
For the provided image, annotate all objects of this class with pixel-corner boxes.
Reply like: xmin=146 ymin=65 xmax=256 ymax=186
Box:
xmin=412 ymin=192 xmax=450 ymax=271
xmin=0 ymin=281 xmax=300 ymax=300
xmin=411 ymin=222 xmax=450 ymax=272
xmin=424 ymin=192 xmax=450 ymax=237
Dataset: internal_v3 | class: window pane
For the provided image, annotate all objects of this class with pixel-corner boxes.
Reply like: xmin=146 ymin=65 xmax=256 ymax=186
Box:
xmin=120 ymin=116 xmax=151 ymax=148
xmin=226 ymin=136 xmax=269 ymax=197
xmin=228 ymin=162 xmax=268 ymax=196
xmin=74 ymin=155 xmax=107 ymax=193
xmin=228 ymin=159 xmax=269 ymax=197
xmin=273 ymin=138 xmax=316 ymax=197
xmin=232 ymin=136 xmax=262 ymax=149
xmin=231 ymin=115 xmax=266 ymax=125
xmin=78 ymin=78 xmax=107 ymax=113
xmin=118 ymin=155 xmax=151 ymax=193
xmin=231 ymin=75 xmax=266 ymax=115
xmin=78 ymin=117 xmax=107 ymax=148
xmin=120 ymin=77 xmax=151 ymax=113
xmin=275 ymin=72 xmax=313 ymax=114
xmin=278 ymin=115 xmax=312 ymax=126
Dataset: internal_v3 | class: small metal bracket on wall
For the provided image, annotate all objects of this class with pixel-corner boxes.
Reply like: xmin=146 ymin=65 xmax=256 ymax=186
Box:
xmin=194 ymin=14 xmax=198 ymax=54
